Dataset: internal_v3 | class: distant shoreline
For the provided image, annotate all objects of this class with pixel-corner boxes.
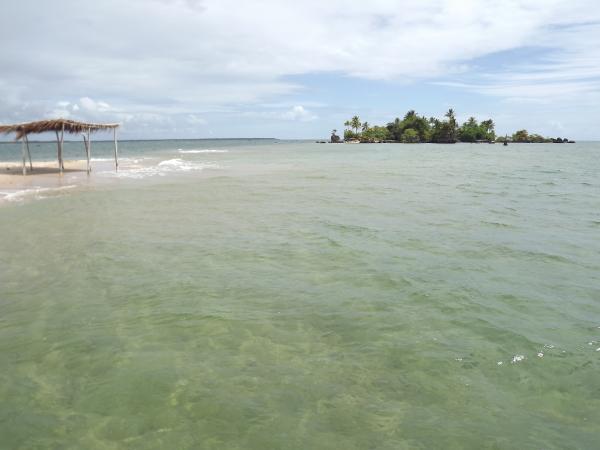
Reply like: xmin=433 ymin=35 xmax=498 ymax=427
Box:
xmin=333 ymin=111 xmax=576 ymax=144
xmin=318 ymin=140 xmax=576 ymax=145
xmin=0 ymin=137 xmax=280 ymax=144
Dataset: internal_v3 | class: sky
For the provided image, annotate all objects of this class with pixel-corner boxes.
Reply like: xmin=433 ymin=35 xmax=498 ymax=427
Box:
xmin=1 ymin=0 xmax=599 ymax=140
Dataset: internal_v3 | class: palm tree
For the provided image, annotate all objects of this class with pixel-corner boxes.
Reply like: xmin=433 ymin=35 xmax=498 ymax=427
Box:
xmin=444 ymin=108 xmax=458 ymax=141
xmin=362 ymin=122 xmax=369 ymax=133
xmin=480 ymin=119 xmax=494 ymax=133
xmin=344 ymin=120 xmax=351 ymax=131
xmin=351 ymin=116 xmax=361 ymax=134
xmin=404 ymin=110 xmax=417 ymax=120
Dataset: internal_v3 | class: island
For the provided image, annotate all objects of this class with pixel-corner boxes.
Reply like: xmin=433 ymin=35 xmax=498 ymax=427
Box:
xmin=328 ymin=110 xmax=574 ymax=144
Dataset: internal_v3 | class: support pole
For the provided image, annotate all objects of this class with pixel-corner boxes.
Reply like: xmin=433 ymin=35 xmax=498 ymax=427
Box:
xmin=88 ymin=129 xmax=92 ymax=173
xmin=82 ymin=134 xmax=86 ymax=169
xmin=55 ymin=130 xmax=61 ymax=172
xmin=25 ymin=135 xmax=33 ymax=171
xmin=60 ymin=123 xmax=65 ymax=173
xmin=21 ymin=137 xmax=27 ymax=176
xmin=113 ymin=128 xmax=119 ymax=171
xmin=85 ymin=128 xmax=91 ymax=174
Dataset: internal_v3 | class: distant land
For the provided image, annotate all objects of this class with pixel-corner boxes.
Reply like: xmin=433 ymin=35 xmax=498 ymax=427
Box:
xmin=0 ymin=137 xmax=279 ymax=144
xmin=326 ymin=110 xmax=575 ymax=144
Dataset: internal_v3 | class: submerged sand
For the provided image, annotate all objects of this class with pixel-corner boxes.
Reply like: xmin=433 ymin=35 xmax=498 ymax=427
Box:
xmin=0 ymin=159 xmax=120 ymax=204
xmin=1 ymin=160 xmax=88 ymax=184
xmin=0 ymin=154 xmax=221 ymax=205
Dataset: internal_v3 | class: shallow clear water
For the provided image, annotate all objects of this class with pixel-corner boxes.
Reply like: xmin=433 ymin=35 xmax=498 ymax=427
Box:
xmin=1 ymin=141 xmax=599 ymax=449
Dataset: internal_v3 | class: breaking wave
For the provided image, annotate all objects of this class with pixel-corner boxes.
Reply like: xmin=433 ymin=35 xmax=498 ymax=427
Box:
xmin=109 ymin=158 xmax=219 ymax=179
xmin=178 ymin=149 xmax=229 ymax=154
xmin=0 ymin=185 xmax=77 ymax=203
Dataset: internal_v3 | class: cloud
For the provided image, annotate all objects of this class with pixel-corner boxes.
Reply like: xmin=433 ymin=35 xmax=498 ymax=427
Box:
xmin=0 ymin=0 xmax=598 ymax=137
xmin=241 ymin=105 xmax=318 ymax=122
xmin=79 ymin=97 xmax=112 ymax=113
xmin=432 ymin=21 xmax=600 ymax=104
xmin=281 ymin=106 xmax=318 ymax=122
xmin=47 ymin=107 xmax=71 ymax=119
xmin=186 ymin=114 xmax=207 ymax=125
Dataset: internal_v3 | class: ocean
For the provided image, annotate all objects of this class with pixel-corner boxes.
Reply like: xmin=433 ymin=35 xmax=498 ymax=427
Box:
xmin=1 ymin=140 xmax=599 ymax=449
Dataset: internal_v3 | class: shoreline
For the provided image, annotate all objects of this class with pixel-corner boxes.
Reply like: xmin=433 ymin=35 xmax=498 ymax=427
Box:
xmin=0 ymin=154 xmax=222 ymax=205
xmin=1 ymin=160 xmax=90 ymax=205
xmin=1 ymin=140 xmax=593 ymax=205
xmin=0 ymin=159 xmax=124 ymax=205
xmin=1 ymin=159 xmax=89 ymax=186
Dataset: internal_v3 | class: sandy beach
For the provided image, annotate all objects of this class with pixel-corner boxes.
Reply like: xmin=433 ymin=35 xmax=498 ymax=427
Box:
xmin=0 ymin=147 xmax=224 ymax=204
xmin=0 ymin=159 xmax=121 ymax=204
xmin=1 ymin=160 xmax=88 ymax=184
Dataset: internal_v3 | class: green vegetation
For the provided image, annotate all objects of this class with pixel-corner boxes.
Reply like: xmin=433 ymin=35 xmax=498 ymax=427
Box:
xmin=495 ymin=131 xmax=573 ymax=143
xmin=361 ymin=125 xmax=390 ymax=142
xmin=458 ymin=117 xmax=495 ymax=142
xmin=339 ymin=109 xmax=571 ymax=144
xmin=388 ymin=110 xmax=432 ymax=142
xmin=401 ymin=128 xmax=419 ymax=143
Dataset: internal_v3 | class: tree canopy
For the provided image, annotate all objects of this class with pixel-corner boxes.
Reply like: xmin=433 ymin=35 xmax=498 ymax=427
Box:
xmin=339 ymin=109 xmax=565 ymax=144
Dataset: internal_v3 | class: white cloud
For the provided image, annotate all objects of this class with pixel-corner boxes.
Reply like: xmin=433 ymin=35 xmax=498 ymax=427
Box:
xmin=0 ymin=0 xmax=598 ymax=137
xmin=79 ymin=97 xmax=112 ymax=113
xmin=186 ymin=114 xmax=207 ymax=125
xmin=281 ymin=106 xmax=318 ymax=122
xmin=240 ymin=105 xmax=318 ymax=122
xmin=47 ymin=108 xmax=71 ymax=119
xmin=433 ymin=21 xmax=600 ymax=106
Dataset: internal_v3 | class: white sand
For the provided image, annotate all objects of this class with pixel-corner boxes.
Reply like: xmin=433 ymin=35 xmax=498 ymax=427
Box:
xmin=0 ymin=160 xmax=89 ymax=188
xmin=0 ymin=159 xmax=121 ymax=204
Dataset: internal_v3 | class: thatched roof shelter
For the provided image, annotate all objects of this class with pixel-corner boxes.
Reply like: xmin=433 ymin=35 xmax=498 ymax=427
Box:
xmin=0 ymin=118 xmax=120 ymax=175
xmin=0 ymin=119 xmax=119 ymax=140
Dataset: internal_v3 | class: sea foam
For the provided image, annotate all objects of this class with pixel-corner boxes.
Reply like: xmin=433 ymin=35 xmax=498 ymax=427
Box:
xmin=178 ymin=149 xmax=228 ymax=154
xmin=109 ymin=158 xmax=218 ymax=179
xmin=0 ymin=185 xmax=77 ymax=203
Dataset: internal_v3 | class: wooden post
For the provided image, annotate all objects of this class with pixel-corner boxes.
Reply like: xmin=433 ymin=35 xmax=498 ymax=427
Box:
xmin=60 ymin=123 xmax=65 ymax=173
xmin=55 ymin=130 xmax=61 ymax=172
xmin=24 ymin=135 xmax=33 ymax=171
xmin=21 ymin=137 xmax=27 ymax=176
xmin=88 ymin=128 xmax=92 ymax=173
xmin=113 ymin=128 xmax=119 ymax=171
xmin=82 ymin=133 xmax=88 ymax=173
xmin=86 ymin=128 xmax=91 ymax=174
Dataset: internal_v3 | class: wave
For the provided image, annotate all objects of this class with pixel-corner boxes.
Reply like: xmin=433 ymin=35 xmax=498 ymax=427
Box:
xmin=481 ymin=221 xmax=514 ymax=228
xmin=109 ymin=158 xmax=219 ymax=179
xmin=91 ymin=157 xmax=145 ymax=163
xmin=0 ymin=185 xmax=77 ymax=203
xmin=158 ymin=158 xmax=207 ymax=170
xmin=178 ymin=149 xmax=229 ymax=154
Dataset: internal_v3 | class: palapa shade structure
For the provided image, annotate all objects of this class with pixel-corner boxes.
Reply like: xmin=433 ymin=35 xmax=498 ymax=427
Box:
xmin=0 ymin=118 xmax=120 ymax=175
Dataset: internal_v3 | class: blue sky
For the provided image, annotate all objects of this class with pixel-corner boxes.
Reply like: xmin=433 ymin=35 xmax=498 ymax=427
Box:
xmin=1 ymin=0 xmax=599 ymax=140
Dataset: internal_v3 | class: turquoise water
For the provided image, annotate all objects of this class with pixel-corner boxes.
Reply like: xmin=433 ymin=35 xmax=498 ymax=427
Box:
xmin=1 ymin=141 xmax=599 ymax=449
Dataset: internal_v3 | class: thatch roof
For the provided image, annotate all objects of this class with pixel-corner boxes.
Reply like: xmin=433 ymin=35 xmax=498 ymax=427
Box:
xmin=0 ymin=118 xmax=119 ymax=140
